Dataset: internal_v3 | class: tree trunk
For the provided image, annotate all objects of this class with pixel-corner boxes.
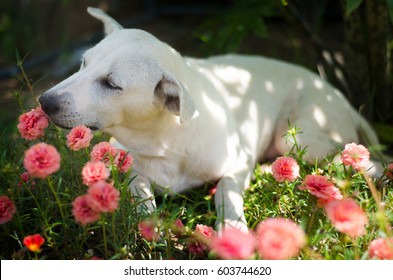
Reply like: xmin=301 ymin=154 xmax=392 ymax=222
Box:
xmin=341 ymin=0 xmax=391 ymax=122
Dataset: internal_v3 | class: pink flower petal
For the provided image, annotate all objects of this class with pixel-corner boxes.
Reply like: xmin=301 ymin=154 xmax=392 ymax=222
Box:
xmin=325 ymin=199 xmax=367 ymax=238
xmin=256 ymin=218 xmax=306 ymax=260
xmin=341 ymin=142 xmax=370 ymax=171
xmin=210 ymin=228 xmax=255 ymax=260
xmin=66 ymin=125 xmax=93 ymax=151
xmin=81 ymin=161 xmax=110 ymax=187
xmin=23 ymin=143 xmax=61 ymax=179
xmin=17 ymin=107 xmax=49 ymax=141
xmin=271 ymin=156 xmax=300 ymax=182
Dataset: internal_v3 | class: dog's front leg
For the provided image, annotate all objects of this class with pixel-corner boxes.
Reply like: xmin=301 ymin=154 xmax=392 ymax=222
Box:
xmin=214 ymin=165 xmax=252 ymax=233
xmin=129 ymin=171 xmax=156 ymax=214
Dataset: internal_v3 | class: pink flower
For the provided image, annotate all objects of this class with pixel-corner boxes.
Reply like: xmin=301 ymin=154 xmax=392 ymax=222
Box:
xmin=195 ymin=224 xmax=216 ymax=239
xmin=325 ymin=199 xmax=367 ymax=238
xmin=341 ymin=142 xmax=370 ymax=171
xmin=300 ymin=175 xmax=343 ymax=201
xmin=20 ymin=172 xmax=31 ymax=183
xmin=23 ymin=234 xmax=45 ymax=253
xmin=385 ymin=163 xmax=393 ymax=180
xmin=271 ymin=156 xmax=300 ymax=182
xmin=172 ymin=219 xmax=185 ymax=235
xmin=256 ymin=218 xmax=306 ymax=260
xmin=368 ymin=237 xmax=393 ymax=260
xmin=81 ymin=161 xmax=110 ymax=187
xmin=138 ymin=220 xmax=159 ymax=241
xmin=23 ymin=143 xmax=61 ymax=178
xmin=188 ymin=224 xmax=216 ymax=255
xmin=90 ymin=142 xmax=117 ymax=165
xmin=174 ymin=219 xmax=184 ymax=229
xmin=87 ymin=181 xmax=120 ymax=213
xmin=0 ymin=195 xmax=16 ymax=224
xmin=66 ymin=125 xmax=94 ymax=151
xmin=72 ymin=195 xmax=101 ymax=226
xmin=17 ymin=107 xmax=49 ymax=140
xmin=18 ymin=172 xmax=36 ymax=188
xmin=210 ymin=227 xmax=255 ymax=260
xmin=188 ymin=239 xmax=208 ymax=256
xmin=209 ymin=184 xmax=217 ymax=197
xmin=114 ymin=149 xmax=133 ymax=173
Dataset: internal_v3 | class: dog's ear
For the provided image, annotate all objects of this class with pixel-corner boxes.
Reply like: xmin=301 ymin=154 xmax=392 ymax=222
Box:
xmin=154 ymin=72 xmax=197 ymax=123
xmin=87 ymin=7 xmax=122 ymax=35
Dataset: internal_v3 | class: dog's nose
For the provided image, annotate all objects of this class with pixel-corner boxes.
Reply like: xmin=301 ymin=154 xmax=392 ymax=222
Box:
xmin=39 ymin=93 xmax=60 ymax=116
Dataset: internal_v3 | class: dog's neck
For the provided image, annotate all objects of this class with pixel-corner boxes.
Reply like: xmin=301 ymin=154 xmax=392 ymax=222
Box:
xmin=104 ymin=115 xmax=182 ymax=158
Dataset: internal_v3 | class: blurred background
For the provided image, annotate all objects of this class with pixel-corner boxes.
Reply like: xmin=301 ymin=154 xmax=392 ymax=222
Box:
xmin=0 ymin=0 xmax=392 ymax=151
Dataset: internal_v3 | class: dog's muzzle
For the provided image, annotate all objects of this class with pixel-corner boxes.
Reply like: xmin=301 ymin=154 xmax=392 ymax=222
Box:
xmin=39 ymin=92 xmax=62 ymax=117
xmin=39 ymin=92 xmax=76 ymax=129
xmin=39 ymin=92 xmax=99 ymax=131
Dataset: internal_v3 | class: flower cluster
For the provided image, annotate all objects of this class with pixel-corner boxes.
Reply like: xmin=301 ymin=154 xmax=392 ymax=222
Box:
xmin=209 ymin=218 xmax=306 ymax=260
xmin=205 ymin=142 xmax=390 ymax=260
xmin=270 ymin=145 xmax=370 ymax=240
xmin=90 ymin=142 xmax=133 ymax=173
xmin=72 ymin=181 xmax=120 ymax=225
xmin=16 ymin=107 xmax=133 ymax=228
xmin=8 ymin=105 xmax=393 ymax=260
xmin=70 ymin=139 xmax=136 ymax=226
xmin=71 ymin=141 xmax=133 ymax=225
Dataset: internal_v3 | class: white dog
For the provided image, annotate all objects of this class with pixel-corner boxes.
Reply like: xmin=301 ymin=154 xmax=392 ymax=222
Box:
xmin=39 ymin=8 xmax=382 ymax=232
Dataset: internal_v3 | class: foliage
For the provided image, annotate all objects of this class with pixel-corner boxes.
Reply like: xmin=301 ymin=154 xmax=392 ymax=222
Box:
xmin=345 ymin=0 xmax=393 ymax=24
xmin=197 ymin=0 xmax=280 ymax=54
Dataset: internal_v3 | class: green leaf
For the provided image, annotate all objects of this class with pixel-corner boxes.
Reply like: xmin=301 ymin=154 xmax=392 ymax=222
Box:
xmin=345 ymin=0 xmax=364 ymax=16
xmin=374 ymin=123 xmax=393 ymax=144
xmin=387 ymin=0 xmax=393 ymax=25
xmin=251 ymin=18 xmax=267 ymax=38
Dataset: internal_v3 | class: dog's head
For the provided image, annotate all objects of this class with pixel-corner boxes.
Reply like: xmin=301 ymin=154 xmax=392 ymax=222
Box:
xmin=39 ymin=7 xmax=196 ymax=131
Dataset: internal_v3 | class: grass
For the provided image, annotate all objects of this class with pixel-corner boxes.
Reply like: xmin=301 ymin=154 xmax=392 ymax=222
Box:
xmin=0 ymin=62 xmax=392 ymax=260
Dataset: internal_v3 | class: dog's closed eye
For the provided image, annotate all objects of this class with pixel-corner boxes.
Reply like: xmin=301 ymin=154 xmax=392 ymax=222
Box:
xmin=101 ymin=76 xmax=122 ymax=91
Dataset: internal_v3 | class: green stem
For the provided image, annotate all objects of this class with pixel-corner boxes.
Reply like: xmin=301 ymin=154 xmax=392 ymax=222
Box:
xmin=102 ymin=219 xmax=109 ymax=259
xmin=47 ymin=177 xmax=67 ymax=228
xmin=307 ymin=208 xmax=316 ymax=235
xmin=165 ymin=227 xmax=171 ymax=259
xmin=352 ymin=238 xmax=359 ymax=260
xmin=22 ymin=182 xmax=60 ymax=255
xmin=362 ymin=170 xmax=393 ymax=237
xmin=112 ymin=213 xmax=118 ymax=246
xmin=17 ymin=56 xmax=37 ymax=105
